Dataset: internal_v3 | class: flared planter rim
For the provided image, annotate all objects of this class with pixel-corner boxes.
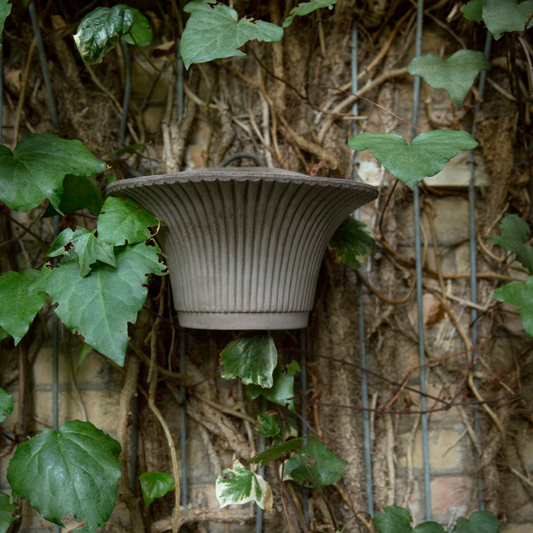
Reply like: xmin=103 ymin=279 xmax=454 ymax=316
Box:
xmin=106 ymin=168 xmax=379 ymax=197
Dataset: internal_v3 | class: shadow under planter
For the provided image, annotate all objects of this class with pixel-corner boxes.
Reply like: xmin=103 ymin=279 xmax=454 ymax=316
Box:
xmin=107 ymin=168 xmax=378 ymax=330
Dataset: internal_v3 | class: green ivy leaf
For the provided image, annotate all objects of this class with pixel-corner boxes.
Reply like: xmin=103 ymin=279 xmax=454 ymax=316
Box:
xmin=256 ymin=413 xmax=281 ymax=438
xmin=413 ymin=523 xmax=445 ymax=533
xmin=490 ymin=214 xmax=533 ymax=273
xmin=248 ymin=437 xmax=310 ymax=468
xmin=0 ymin=134 xmax=105 ymax=213
xmin=272 ymin=414 xmax=299 ymax=443
xmin=373 ymin=506 xmax=413 ymax=533
xmin=78 ymin=343 xmax=93 ymax=372
xmin=7 ymin=420 xmax=121 ymax=533
xmin=139 ymin=472 xmax=175 ymax=509
xmin=97 ymin=197 xmax=160 ymax=246
xmin=494 ymin=276 xmax=533 ymax=337
xmin=221 ymin=333 xmax=278 ymax=388
xmin=216 ymin=460 xmax=272 ymax=511
xmin=31 ymin=242 xmax=166 ymax=366
xmin=246 ymin=361 xmax=300 ymax=411
xmin=181 ymin=0 xmax=284 ymax=69
xmin=348 ymin=130 xmax=478 ymax=189
xmin=74 ymin=5 xmax=135 ymax=64
xmin=47 ymin=227 xmax=116 ymax=278
xmin=483 ymin=0 xmax=533 ymax=40
xmin=0 ymin=0 xmax=12 ymax=35
xmin=0 ymin=388 xmax=13 ymax=423
xmin=454 ymin=511 xmax=501 ymax=533
xmin=0 ymin=493 xmax=18 ymax=533
xmin=330 ymin=217 xmax=374 ymax=270
xmin=283 ymin=440 xmax=347 ymax=488
xmin=460 ymin=0 xmax=483 ymax=23
xmin=0 ymin=270 xmax=45 ymax=345
xmin=120 ymin=5 xmax=153 ymax=47
xmin=407 ymin=50 xmax=491 ymax=107
xmin=43 ymin=175 xmax=104 ymax=217
xmin=282 ymin=0 xmax=337 ymax=28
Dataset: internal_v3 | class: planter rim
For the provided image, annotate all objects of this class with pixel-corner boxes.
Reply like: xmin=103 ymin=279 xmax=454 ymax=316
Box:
xmin=106 ymin=168 xmax=379 ymax=198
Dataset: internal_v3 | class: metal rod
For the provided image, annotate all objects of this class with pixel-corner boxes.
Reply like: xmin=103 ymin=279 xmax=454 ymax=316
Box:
xmin=52 ymin=214 xmax=60 ymax=533
xmin=411 ymin=0 xmax=432 ymax=521
xmin=300 ymin=329 xmax=310 ymax=526
xmin=119 ymin=39 xmax=132 ymax=144
xmin=28 ymin=2 xmax=58 ymax=130
xmin=179 ymin=328 xmax=188 ymax=506
xmin=0 ymin=38 xmax=4 ymax=142
xmin=469 ymin=31 xmax=492 ymax=512
xmin=351 ymin=23 xmax=374 ymax=517
xmin=256 ymin=396 xmax=267 ymax=533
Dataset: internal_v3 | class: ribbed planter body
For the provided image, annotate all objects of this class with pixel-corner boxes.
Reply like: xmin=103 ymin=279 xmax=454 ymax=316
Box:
xmin=107 ymin=169 xmax=378 ymax=329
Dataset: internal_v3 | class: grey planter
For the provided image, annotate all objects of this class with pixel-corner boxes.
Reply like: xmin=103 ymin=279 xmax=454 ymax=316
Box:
xmin=107 ymin=169 xmax=378 ymax=330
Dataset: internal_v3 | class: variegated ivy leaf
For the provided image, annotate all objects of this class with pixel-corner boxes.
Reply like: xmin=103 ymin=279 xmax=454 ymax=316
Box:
xmin=256 ymin=413 xmax=280 ymax=438
xmin=216 ymin=460 xmax=272 ymax=512
xmin=0 ymin=270 xmax=46 ymax=345
xmin=246 ymin=361 xmax=300 ymax=411
xmin=181 ymin=0 xmax=283 ymax=69
xmin=282 ymin=0 xmax=337 ymax=28
xmin=348 ymin=130 xmax=478 ymax=189
xmin=221 ymin=333 xmax=278 ymax=388
xmin=47 ymin=227 xmax=116 ymax=278
xmin=74 ymin=5 xmax=134 ymax=64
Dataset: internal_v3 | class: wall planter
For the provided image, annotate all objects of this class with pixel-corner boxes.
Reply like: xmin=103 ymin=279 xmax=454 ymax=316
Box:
xmin=107 ymin=168 xmax=378 ymax=330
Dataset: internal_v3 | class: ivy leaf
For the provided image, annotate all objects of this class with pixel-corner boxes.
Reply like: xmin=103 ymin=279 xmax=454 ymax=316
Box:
xmin=0 ymin=388 xmax=13 ymax=423
xmin=221 ymin=333 xmax=278 ymax=388
xmin=139 ymin=472 xmax=175 ymax=509
xmin=78 ymin=343 xmax=93 ymax=372
xmin=413 ymin=523 xmax=445 ymax=533
xmin=31 ymin=242 xmax=166 ymax=366
xmin=43 ymin=175 xmax=104 ymax=217
xmin=373 ymin=506 xmax=413 ymax=533
xmin=74 ymin=5 xmax=135 ymax=64
xmin=330 ymin=217 xmax=374 ymax=270
xmin=489 ymin=214 xmax=533 ymax=273
xmin=248 ymin=437 xmax=310 ymax=468
xmin=246 ymin=361 xmax=300 ymax=411
xmin=453 ymin=511 xmax=501 ymax=533
xmin=494 ymin=277 xmax=533 ymax=337
xmin=282 ymin=0 xmax=337 ymax=28
xmin=256 ymin=413 xmax=281 ymax=438
xmin=120 ymin=5 xmax=153 ymax=47
xmin=272 ymin=414 xmax=299 ymax=442
xmin=0 ymin=134 xmax=105 ymax=212
xmin=47 ymin=227 xmax=116 ymax=278
xmin=482 ymin=0 xmax=533 ymax=40
xmin=283 ymin=440 xmax=347 ymax=488
xmin=7 ymin=420 xmax=121 ymax=533
xmin=0 ymin=493 xmax=18 ymax=533
xmin=460 ymin=0 xmax=483 ymax=23
xmin=216 ymin=460 xmax=273 ymax=512
xmin=348 ymin=130 xmax=478 ymax=189
xmin=0 ymin=0 xmax=12 ymax=35
xmin=181 ymin=0 xmax=284 ymax=69
xmin=97 ymin=197 xmax=160 ymax=246
xmin=407 ymin=50 xmax=491 ymax=107
xmin=0 ymin=270 xmax=45 ymax=345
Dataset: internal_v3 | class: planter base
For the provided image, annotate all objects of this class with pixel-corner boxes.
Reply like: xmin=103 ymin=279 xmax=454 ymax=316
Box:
xmin=178 ymin=311 xmax=309 ymax=330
